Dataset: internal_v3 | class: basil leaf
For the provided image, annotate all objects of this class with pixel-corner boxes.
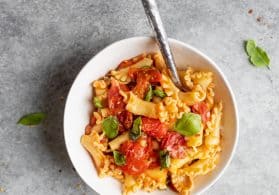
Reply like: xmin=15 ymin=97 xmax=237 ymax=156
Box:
xmin=159 ymin=150 xmax=170 ymax=169
xmin=153 ymin=89 xmax=167 ymax=98
xmin=102 ymin=116 xmax=119 ymax=139
xmin=93 ymin=97 xmax=103 ymax=108
xmin=245 ymin=40 xmax=270 ymax=68
xmin=129 ymin=116 xmax=142 ymax=140
xmin=17 ymin=112 xmax=46 ymax=126
xmin=144 ymin=85 xmax=153 ymax=101
xmin=113 ymin=151 xmax=126 ymax=166
xmin=174 ymin=113 xmax=201 ymax=136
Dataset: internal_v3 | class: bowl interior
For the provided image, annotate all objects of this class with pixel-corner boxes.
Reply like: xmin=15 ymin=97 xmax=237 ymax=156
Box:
xmin=64 ymin=37 xmax=238 ymax=195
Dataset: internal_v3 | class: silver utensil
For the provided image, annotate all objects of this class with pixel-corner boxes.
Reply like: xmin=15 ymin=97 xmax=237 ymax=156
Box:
xmin=141 ymin=0 xmax=186 ymax=91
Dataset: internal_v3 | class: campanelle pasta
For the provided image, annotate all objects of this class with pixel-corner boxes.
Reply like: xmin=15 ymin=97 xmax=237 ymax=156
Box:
xmin=81 ymin=52 xmax=223 ymax=195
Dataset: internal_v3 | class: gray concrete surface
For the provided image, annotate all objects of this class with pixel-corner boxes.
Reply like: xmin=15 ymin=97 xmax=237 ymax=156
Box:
xmin=0 ymin=0 xmax=279 ymax=194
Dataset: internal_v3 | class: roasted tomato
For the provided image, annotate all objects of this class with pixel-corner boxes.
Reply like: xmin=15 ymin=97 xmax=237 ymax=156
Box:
xmin=107 ymin=80 xmax=125 ymax=114
xmin=119 ymin=83 xmax=130 ymax=92
xmin=120 ymin=137 xmax=152 ymax=175
xmin=131 ymin=68 xmax=162 ymax=99
xmin=141 ymin=117 xmax=168 ymax=139
xmin=132 ymin=71 xmax=150 ymax=99
xmin=161 ymin=132 xmax=187 ymax=159
xmin=117 ymin=110 xmax=133 ymax=130
xmin=148 ymin=150 xmax=160 ymax=168
xmin=117 ymin=54 xmax=145 ymax=70
xmin=191 ymin=102 xmax=210 ymax=123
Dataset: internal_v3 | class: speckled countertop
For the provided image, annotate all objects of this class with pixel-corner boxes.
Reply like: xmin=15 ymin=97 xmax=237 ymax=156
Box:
xmin=0 ymin=0 xmax=278 ymax=195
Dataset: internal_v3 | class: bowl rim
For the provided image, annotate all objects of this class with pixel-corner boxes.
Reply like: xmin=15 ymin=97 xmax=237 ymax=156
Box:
xmin=63 ymin=36 xmax=239 ymax=195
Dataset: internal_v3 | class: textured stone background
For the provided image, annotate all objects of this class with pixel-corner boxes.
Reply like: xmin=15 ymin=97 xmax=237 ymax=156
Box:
xmin=0 ymin=0 xmax=279 ymax=194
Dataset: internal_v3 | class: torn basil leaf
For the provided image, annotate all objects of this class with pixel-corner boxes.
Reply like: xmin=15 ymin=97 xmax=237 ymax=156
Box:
xmin=174 ymin=113 xmax=201 ymax=136
xmin=113 ymin=151 xmax=126 ymax=166
xmin=144 ymin=85 xmax=153 ymax=101
xmin=159 ymin=150 xmax=170 ymax=169
xmin=153 ymin=89 xmax=167 ymax=98
xmin=129 ymin=116 xmax=142 ymax=140
xmin=102 ymin=116 xmax=119 ymax=139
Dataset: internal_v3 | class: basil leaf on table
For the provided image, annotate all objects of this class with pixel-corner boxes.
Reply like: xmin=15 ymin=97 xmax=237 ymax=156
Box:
xmin=102 ymin=116 xmax=119 ymax=139
xmin=153 ymin=89 xmax=167 ymax=98
xmin=129 ymin=116 xmax=142 ymax=140
xmin=93 ymin=97 xmax=103 ymax=108
xmin=174 ymin=113 xmax=201 ymax=136
xmin=159 ymin=150 xmax=170 ymax=169
xmin=17 ymin=112 xmax=46 ymax=126
xmin=245 ymin=40 xmax=270 ymax=68
xmin=144 ymin=85 xmax=153 ymax=101
xmin=113 ymin=151 xmax=126 ymax=166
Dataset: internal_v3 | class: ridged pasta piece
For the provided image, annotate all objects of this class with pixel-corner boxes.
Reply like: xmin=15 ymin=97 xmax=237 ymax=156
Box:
xmin=170 ymin=156 xmax=192 ymax=174
xmin=153 ymin=52 xmax=168 ymax=74
xmin=205 ymin=82 xmax=215 ymax=110
xmin=108 ymin=132 xmax=129 ymax=150
xmin=182 ymin=152 xmax=220 ymax=177
xmin=204 ymin=102 xmax=223 ymax=147
xmin=126 ymin=92 xmax=159 ymax=119
xmin=171 ymin=169 xmax=193 ymax=195
xmin=160 ymin=74 xmax=180 ymax=98
xmin=187 ymin=123 xmax=204 ymax=147
xmin=191 ymin=71 xmax=213 ymax=90
xmin=178 ymin=67 xmax=194 ymax=89
xmin=178 ymin=84 xmax=206 ymax=106
xmin=123 ymin=175 xmax=140 ymax=195
xmin=81 ymin=131 xmax=107 ymax=176
xmin=93 ymin=79 xmax=108 ymax=96
xmin=93 ymin=111 xmax=103 ymax=125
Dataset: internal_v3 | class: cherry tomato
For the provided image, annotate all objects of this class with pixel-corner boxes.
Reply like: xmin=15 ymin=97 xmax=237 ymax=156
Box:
xmin=120 ymin=137 xmax=152 ymax=175
xmin=107 ymin=80 xmax=125 ymax=114
xmin=191 ymin=102 xmax=210 ymax=123
xmin=161 ymin=132 xmax=187 ymax=159
xmin=117 ymin=110 xmax=133 ymax=130
xmin=141 ymin=117 xmax=168 ymax=139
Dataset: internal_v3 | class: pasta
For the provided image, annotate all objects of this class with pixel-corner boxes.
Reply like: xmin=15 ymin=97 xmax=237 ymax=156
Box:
xmin=81 ymin=53 xmax=223 ymax=195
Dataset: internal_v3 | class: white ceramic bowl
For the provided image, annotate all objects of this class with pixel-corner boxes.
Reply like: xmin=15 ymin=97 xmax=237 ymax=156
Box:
xmin=64 ymin=37 xmax=238 ymax=195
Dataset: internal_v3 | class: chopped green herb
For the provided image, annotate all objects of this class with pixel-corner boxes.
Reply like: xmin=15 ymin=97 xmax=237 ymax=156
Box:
xmin=174 ymin=113 xmax=201 ymax=136
xmin=159 ymin=150 xmax=170 ymax=169
xmin=144 ymin=85 xmax=153 ymax=101
xmin=17 ymin=112 xmax=46 ymax=126
xmin=245 ymin=40 xmax=270 ymax=68
xmin=129 ymin=116 xmax=142 ymax=140
xmin=113 ymin=151 xmax=126 ymax=166
xmin=153 ymin=89 xmax=167 ymax=98
xmin=141 ymin=65 xmax=152 ymax=68
xmin=102 ymin=116 xmax=119 ymax=139
xmin=93 ymin=97 xmax=103 ymax=108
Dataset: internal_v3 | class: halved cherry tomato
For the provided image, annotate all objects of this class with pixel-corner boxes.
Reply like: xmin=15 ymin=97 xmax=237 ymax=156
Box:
xmin=117 ymin=110 xmax=133 ymax=130
xmin=107 ymin=80 xmax=125 ymax=114
xmin=141 ymin=117 xmax=168 ymax=139
xmin=191 ymin=102 xmax=210 ymax=123
xmin=161 ymin=132 xmax=187 ymax=159
xmin=120 ymin=137 xmax=152 ymax=175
